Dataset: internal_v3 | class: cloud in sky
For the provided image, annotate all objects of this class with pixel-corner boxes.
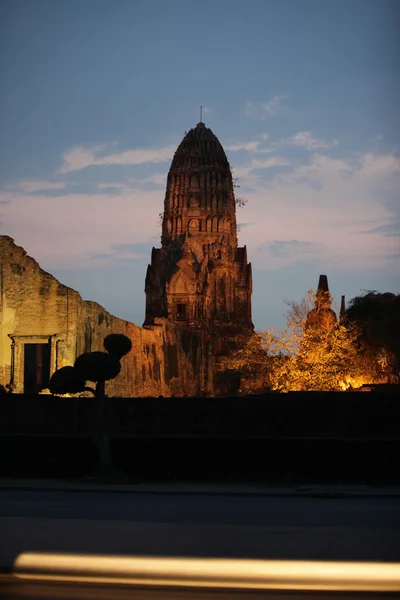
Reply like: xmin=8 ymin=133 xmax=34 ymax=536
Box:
xmin=245 ymin=94 xmax=288 ymax=119
xmin=1 ymin=0 xmax=398 ymax=332
xmin=96 ymin=172 xmax=167 ymax=193
xmin=6 ymin=180 xmax=67 ymax=193
xmin=2 ymin=139 xmax=398 ymax=276
xmin=224 ymin=136 xmax=275 ymax=153
xmin=362 ymin=222 xmax=400 ymax=237
xmin=90 ymin=242 xmax=153 ymax=266
xmin=357 ymin=152 xmax=400 ymax=176
xmin=227 ymin=155 xmax=292 ymax=186
xmin=225 ymin=140 xmax=262 ymax=152
xmin=0 ymin=184 xmax=163 ymax=268
xmin=225 ymin=130 xmax=337 ymax=157
xmin=257 ymin=239 xmax=320 ymax=262
xmin=251 ymin=156 xmax=291 ymax=169
xmin=281 ymin=131 xmax=339 ymax=150
xmin=59 ymin=143 xmax=175 ymax=173
xmin=233 ymin=150 xmax=400 ymax=271
xmin=1 ymin=129 xmax=399 ymax=334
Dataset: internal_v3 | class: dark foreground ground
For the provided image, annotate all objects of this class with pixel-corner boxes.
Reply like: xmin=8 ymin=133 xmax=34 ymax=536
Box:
xmin=1 ymin=488 xmax=399 ymax=565
xmin=1 ymin=487 xmax=399 ymax=599
xmin=1 ymin=392 xmax=399 ymax=597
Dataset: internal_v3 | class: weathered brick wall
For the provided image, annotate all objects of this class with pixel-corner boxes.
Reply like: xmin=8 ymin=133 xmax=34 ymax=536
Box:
xmin=0 ymin=236 xmax=206 ymax=396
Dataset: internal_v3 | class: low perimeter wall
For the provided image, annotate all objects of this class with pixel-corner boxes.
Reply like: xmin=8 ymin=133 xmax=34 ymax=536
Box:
xmin=0 ymin=392 xmax=398 ymax=438
xmin=0 ymin=392 xmax=398 ymax=483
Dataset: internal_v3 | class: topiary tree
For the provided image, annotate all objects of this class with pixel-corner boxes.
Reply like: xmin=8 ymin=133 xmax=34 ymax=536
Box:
xmin=103 ymin=333 xmax=133 ymax=360
xmin=74 ymin=351 xmax=121 ymax=398
xmin=49 ymin=334 xmax=132 ymax=398
xmin=49 ymin=334 xmax=132 ymax=472
xmin=48 ymin=366 xmax=87 ymax=396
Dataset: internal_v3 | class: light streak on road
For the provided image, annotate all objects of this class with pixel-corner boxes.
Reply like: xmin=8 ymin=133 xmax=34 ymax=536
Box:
xmin=13 ymin=552 xmax=400 ymax=592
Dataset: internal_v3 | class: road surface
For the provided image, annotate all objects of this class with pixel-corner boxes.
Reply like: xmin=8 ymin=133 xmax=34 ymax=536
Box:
xmin=0 ymin=489 xmax=399 ymax=567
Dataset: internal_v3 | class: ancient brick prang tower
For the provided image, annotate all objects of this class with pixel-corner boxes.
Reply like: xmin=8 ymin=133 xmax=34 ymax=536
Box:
xmin=306 ymin=274 xmax=337 ymax=332
xmin=144 ymin=122 xmax=253 ymax=335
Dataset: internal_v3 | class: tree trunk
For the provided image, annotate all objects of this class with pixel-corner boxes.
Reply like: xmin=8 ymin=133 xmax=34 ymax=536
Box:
xmin=94 ymin=380 xmax=110 ymax=467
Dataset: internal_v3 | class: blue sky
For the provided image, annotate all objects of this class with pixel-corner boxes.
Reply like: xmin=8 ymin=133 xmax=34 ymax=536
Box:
xmin=1 ymin=0 xmax=399 ymax=329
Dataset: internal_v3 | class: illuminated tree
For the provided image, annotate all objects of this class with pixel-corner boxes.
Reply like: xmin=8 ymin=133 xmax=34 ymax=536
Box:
xmin=281 ymin=322 xmax=366 ymax=391
xmin=228 ymin=331 xmax=277 ymax=394
xmin=229 ymin=292 xmax=369 ymax=393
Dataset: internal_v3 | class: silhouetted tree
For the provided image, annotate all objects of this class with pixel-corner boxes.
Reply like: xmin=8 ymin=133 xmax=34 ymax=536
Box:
xmin=49 ymin=334 xmax=132 ymax=472
xmin=347 ymin=292 xmax=400 ymax=381
xmin=48 ymin=366 xmax=87 ymax=395
xmin=74 ymin=352 xmax=121 ymax=398
xmin=103 ymin=333 xmax=133 ymax=360
xmin=49 ymin=334 xmax=132 ymax=398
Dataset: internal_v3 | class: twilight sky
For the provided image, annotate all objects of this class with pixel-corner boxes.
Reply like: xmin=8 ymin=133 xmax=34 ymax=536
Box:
xmin=1 ymin=0 xmax=399 ymax=330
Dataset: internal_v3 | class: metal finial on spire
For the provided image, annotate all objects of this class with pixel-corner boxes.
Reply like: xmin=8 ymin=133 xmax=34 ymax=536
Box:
xmin=200 ymin=105 xmax=203 ymax=123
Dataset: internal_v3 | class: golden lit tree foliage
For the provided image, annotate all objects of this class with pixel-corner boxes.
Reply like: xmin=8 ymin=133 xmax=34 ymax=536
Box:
xmin=229 ymin=292 xmax=373 ymax=393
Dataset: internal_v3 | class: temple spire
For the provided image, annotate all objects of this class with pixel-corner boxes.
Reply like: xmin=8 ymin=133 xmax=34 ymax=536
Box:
xmin=145 ymin=122 xmax=252 ymax=331
xmin=315 ymin=274 xmax=332 ymax=309
xmin=305 ymin=273 xmax=337 ymax=332
xmin=340 ymin=295 xmax=346 ymax=319
xmin=161 ymin=122 xmax=237 ymax=247
xmin=317 ymin=274 xmax=329 ymax=293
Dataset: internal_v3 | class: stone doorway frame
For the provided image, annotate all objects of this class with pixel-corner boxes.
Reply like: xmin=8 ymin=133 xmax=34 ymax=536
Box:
xmin=7 ymin=334 xmax=61 ymax=394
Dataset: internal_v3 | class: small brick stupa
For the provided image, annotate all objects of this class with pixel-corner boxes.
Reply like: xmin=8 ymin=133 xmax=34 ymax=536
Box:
xmin=306 ymin=274 xmax=337 ymax=332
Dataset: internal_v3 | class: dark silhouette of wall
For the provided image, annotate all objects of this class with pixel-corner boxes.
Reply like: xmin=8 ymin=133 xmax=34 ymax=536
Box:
xmin=0 ymin=392 xmax=398 ymax=483
xmin=1 ymin=392 xmax=398 ymax=438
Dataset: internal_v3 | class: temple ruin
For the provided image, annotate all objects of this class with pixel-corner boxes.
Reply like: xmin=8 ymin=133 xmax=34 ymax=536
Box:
xmin=145 ymin=121 xmax=253 ymax=331
xmin=0 ymin=121 xmax=253 ymax=396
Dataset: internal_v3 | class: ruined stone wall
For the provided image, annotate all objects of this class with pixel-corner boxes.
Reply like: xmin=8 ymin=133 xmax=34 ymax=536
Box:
xmin=0 ymin=236 xmax=206 ymax=396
